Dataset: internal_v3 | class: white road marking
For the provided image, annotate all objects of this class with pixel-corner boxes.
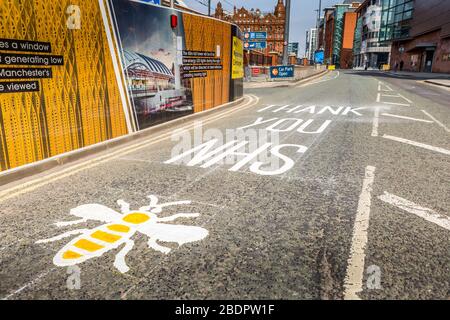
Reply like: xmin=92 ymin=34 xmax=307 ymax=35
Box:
xmin=0 ymin=95 xmax=260 ymax=203
xmin=378 ymin=192 xmax=450 ymax=231
xmin=2 ymin=268 xmax=56 ymax=300
xmin=344 ymin=165 xmax=376 ymax=300
xmin=397 ymin=93 xmax=413 ymax=104
xmin=378 ymin=81 xmax=393 ymax=92
xmin=376 ymin=93 xmax=381 ymax=103
xmin=372 ymin=108 xmax=380 ymax=137
xmin=380 ymin=101 xmax=410 ymax=107
xmin=297 ymin=71 xmax=339 ymax=87
xmin=383 ymin=135 xmax=450 ymax=155
xmin=381 ymin=113 xmax=433 ymax=123
xmin=421 ymin=110 xmax=450 ymax=133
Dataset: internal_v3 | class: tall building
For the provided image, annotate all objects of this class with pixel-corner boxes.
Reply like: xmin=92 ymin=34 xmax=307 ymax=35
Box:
xmin=353 ymin=0 xmax=391 ymax=69
xmin=380 ymin=0 xmax=450 ymax=73
xmin=322 ymin=2 xmax=361 ymax=67
xmin=341 ymin=10 xmax=358 ymax=68
xmin=214 ymin=0 xmax=286 ymax=56
xmin=305 ymin=28 xmax=318 ymax=62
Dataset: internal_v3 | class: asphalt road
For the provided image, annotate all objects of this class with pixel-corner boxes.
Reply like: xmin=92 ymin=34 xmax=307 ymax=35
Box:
xmin=0 ymin=70 xmax=449 ymax=300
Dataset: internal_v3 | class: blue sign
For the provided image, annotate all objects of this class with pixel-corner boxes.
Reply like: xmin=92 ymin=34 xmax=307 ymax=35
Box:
xmin=141 ymin=0 xmax=161 ymax=4
xmin=244 ymin=41 xmax=267 ymax=50
xmin=244 ymin=32 xmax=267 ymax=40
xmin=314 ymin=50 xmax=324 ymax=64
xmin=270 ymin=65 xmax=295 ymax=79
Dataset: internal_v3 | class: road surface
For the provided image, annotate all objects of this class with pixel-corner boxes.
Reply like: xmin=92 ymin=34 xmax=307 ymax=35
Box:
xmin=0 ymin=70 xmax=449 ymax=300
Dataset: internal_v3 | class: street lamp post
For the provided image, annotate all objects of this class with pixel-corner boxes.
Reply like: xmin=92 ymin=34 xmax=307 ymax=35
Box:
xmin=283 ymin=0 xmax=291 ymax=65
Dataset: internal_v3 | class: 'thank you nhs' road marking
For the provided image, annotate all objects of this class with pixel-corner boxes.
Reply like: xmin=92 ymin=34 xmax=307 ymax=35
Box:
xmin=165 ymin=105 xmax=365 ymax=176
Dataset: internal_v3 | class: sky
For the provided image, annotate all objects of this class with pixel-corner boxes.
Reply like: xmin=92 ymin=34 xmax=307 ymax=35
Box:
xmin=183 ymin=0 xmax=343 ymax=57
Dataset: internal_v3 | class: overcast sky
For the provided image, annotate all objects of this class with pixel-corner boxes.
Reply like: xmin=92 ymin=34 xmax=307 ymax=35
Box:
xmin=183 ymin=0 xmax=343 ymax=57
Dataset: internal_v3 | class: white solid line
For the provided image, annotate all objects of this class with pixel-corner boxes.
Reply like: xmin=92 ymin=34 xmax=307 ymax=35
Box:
xmin=378 ymin=81 xmax=393 ymax=92
xmin=0 ymin=95 xmax=260 ymax=203
xmin=381 ymin=101 xmax=410 ymax=107
xmin=421 ymin=110 xmax=450 ymax=133
xmin=344 ymin=165 xmax=376 ymax=300
xmin=397 ymin=93 xmax=413 ymax=104
xmin=381 ymin=113 xmax=433 ymax=123
xmin=381 ymin=94 xmax=401 ymax=98
xmin=378 ymin=192 xmax=450 ymax=231
xmin=383 ymin=135 xmax=450 ymax=155
xmin=372 ymin=108 xmax=380 ymax=137
xmin=297 ymin=71 xmax=339 ymax=87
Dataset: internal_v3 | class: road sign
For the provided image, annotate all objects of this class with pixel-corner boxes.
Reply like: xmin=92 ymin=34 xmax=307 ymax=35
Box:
xmin=314 ymin=50 xmax=324 ymax=64
xmin=244 ymin=41 xmax=267 ymax=50
xmin=141 ymin=0 xmax=161 ymax=4
xmin=269 ymin=65 xmax=294 ymax=79
xmin=244 ymin=32 xmax=267 ymax=40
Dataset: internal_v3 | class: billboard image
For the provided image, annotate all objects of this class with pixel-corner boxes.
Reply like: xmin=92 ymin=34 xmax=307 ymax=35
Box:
xmin=109 ymin=0 xmax=193 ymax=129
xmin=109 ymin=0 xmax=243 ymax=130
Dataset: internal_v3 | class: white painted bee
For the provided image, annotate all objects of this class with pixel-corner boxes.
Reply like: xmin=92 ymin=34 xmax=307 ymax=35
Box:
xmin=36 ymin=195 xmax=209 ymax=273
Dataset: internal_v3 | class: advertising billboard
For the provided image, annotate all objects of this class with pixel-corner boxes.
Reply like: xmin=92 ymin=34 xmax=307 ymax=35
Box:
xmin=232 ymin=37 xmax=244 ymax=79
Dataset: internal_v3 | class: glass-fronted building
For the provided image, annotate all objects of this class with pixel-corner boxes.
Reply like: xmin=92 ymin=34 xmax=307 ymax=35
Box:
xmin=380 ymin=0 xmax=450 ymax=73
xmin=353 ymin=0 xmax=391 ymax=69
xmin=379 ymin=0 xmax=414 ymax=42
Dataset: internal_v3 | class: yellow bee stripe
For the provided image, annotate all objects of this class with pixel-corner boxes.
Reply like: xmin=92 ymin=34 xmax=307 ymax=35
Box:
xmin=74 ymin=239 xmax=104 ymax=252
xmin=63 ymin=250 xmax=83 ymax=260
xmin=123 ymin=213 xmax=150 ymax=224
xmin=91 ymin=230 xmax=122 ymax=243
xmin=108 ymin=224 xmax=130 ymax=233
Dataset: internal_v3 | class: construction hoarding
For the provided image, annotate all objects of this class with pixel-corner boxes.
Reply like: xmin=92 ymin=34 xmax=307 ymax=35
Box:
xmin=0 ymin=0 xmax=243 ymax=172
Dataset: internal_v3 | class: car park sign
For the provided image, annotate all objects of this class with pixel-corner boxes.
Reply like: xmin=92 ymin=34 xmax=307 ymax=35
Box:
xmin=270 ymin=65 xmax=295 ymax=78
xmin=244 ymin=41 xmax=267 ymax=50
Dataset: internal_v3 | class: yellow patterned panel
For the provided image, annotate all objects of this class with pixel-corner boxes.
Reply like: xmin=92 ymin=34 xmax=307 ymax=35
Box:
xmin=0 ymin=0 xmax=128 ymax=172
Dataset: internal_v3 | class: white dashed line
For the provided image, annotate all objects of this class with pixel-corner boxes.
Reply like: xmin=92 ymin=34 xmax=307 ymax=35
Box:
xmin=372 ymin=108 xmax=380 ymax=137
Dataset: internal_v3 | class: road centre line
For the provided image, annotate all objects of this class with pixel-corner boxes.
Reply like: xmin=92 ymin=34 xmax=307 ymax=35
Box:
xmin=372 ymin=108 xmax=380 ymax=137
xmin=381 ymin=113 xmax=433 ymax=123
xmin=421 ymin=110 xmax=450 ymax=133
xmin=343 ymin=165 xmax=376 ymax=300
xmin=383 ymin=135 xmax=450 ymax=156
xmin=378 ymin=192 xmax=450 ymax=231
xmin=0 ymin=95 xmax=260 ymax=204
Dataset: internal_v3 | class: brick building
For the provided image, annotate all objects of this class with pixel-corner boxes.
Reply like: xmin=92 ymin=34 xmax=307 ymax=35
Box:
xmin=380 ymin=0 xmax=450 ymax=73
xmin=214 ymin=0 xmax=286 ymax=57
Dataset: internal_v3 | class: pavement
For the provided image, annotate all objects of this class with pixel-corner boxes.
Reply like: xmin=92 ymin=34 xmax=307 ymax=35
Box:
xmin=425 ymin=79 xmax=450 ymax=88
xmin=0 ymin=70 xmax=449 ymax=300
